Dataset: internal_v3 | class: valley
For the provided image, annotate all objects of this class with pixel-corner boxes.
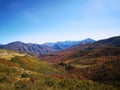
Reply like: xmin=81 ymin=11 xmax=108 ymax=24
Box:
xmin=0 ymin=36 xmax=120 ymax=90
xmin=1 ymin=0 xmax=120 ymax=89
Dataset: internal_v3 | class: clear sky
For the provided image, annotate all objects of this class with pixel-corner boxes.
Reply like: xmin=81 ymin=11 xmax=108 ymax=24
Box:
xmin=0 ymin=0 xmax=120 ymax=44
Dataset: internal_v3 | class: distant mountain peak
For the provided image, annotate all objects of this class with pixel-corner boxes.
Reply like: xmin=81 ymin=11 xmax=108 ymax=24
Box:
xmin=81 ymin=38 xmax=95 ymax=42
xmin=11 ymin=41 xmax=23 ymax=43
xmin=7 ymin=41 xmax=25 ymax=45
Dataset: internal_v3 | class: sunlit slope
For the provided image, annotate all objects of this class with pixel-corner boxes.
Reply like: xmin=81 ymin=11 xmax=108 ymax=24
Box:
xmin=0 ymin=49 xmax=25 ymax=60
xmin=0 ymin=49 xmax=60 ymax=74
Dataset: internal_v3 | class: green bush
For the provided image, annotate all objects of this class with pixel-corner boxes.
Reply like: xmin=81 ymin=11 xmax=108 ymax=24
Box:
xmin=21 ymin=73 xmax=30 ymax=78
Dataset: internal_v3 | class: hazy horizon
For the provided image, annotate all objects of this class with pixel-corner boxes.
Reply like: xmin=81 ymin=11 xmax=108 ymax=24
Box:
xmin=0 ymin=0 xmax=120 ymax=44
xmin=1 ymin=35 xmax=120 ymax=45
xmin=0 ymin=37 xmax=95 ymax=44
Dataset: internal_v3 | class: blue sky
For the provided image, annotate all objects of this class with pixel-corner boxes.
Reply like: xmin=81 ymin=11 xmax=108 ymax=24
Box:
xmin=0 ymin=0 xmax=120 ymax=44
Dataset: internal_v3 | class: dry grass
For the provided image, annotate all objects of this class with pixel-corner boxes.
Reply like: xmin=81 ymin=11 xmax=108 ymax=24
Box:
xmin=0 ymin=49 xmax=25 ymax=60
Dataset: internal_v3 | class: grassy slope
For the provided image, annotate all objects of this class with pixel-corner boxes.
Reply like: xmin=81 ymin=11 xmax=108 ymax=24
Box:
xmin=39 ymin=37 xmax=120 ymax=89
xmin=0 ymin=49 xmax=25 ymax=60
xmin=0 ymin=49 xmax=119 ymax=90
xmin=56 ymin=46 xmax=120 ymax=88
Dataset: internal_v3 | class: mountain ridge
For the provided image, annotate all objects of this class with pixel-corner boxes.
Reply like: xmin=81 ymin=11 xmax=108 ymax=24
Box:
xmin=39 ymin=36 xmax=120 ymax=63
xmin=0 ymin=38 xmax=95 ymax=54
xmin=43 ymin=38 xmax=95 ymax=50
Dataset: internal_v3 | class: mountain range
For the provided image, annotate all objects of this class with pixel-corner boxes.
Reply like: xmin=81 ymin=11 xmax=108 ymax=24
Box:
xmin=0 ymin=38 xmax=95 ymax=54
xmin=39 ymin=36 xmax=120 ymax=63
xmin=0 ymin=36 xmax=120 ymax=89
xmin=43 ymin=38 xmax=95 ymax=50
xmin=67 ymin=36 xmax=120 ymax=52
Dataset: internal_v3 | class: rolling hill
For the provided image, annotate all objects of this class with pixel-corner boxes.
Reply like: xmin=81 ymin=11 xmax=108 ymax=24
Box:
xmin=0 ymin=49 xmax=118 ymax=90
xmin=39 ymin=36 xmax=120 ymax=88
